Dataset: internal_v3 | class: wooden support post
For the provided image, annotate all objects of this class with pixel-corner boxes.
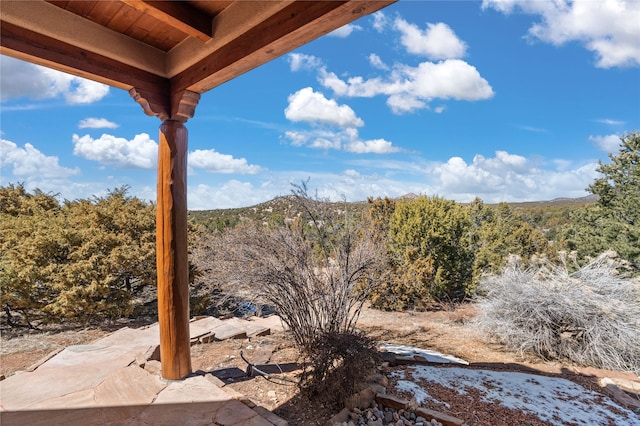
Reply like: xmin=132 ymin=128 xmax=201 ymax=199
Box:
xmin=156 ymin=120 xmax=191 ymax=380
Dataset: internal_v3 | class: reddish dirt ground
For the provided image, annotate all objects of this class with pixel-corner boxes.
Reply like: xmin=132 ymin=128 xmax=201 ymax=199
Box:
xmin=2 ymin=304 xmax=638 ymax=425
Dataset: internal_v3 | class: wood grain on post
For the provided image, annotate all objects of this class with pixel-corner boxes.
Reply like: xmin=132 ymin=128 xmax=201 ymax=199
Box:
xmin=156 ymin=120 xmax=191 ymax=380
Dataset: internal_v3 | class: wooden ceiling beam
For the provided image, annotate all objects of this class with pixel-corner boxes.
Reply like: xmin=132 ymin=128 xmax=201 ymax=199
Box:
xmin=0 ymin=0 xmax=166 ymax=77
xmin=0 ymin=20 xmax=170 ymax=116
xmin=166 ymin=0 xmax=295 ymax=76
xmin=0 ymin=20 xmax=166 ymax=92
xmin=121 ymin=0 xmax=213 ymax=42
xmin=171 ymin=0 xmax=395 ymax=94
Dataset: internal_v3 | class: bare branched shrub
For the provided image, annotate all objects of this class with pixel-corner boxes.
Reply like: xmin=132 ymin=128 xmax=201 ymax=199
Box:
xmin=211 ymin=182 xmax=386 ymax=348
xmin=475 ymin=252 xmax=640 ymax=374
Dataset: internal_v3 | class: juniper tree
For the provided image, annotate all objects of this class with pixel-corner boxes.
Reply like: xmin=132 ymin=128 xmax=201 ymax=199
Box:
xmin=560 ymin=132 xmax=640 ymax=271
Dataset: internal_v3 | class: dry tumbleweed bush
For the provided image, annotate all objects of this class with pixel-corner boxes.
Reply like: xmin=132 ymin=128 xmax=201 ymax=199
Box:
xmin=475 ymin=252 xmax=640 ymax=374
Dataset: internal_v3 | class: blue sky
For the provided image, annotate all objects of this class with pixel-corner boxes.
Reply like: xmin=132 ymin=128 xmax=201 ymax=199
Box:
xmin=2 ymin=0 xmax=639 ymax=209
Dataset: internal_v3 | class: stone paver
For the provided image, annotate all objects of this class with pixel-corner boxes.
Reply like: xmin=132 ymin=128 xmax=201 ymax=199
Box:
xmin=0 ymin=317 xmax=290 ymax=426
xmin=1 ymin=354 xmax=141 ymax=410
xmin=189 ymin=317 xmax=225 ymax=340
xmin=248 ymin=315 xmax=288 ymax=333
xmin=224 ymin=318 xmax=270 ymax=338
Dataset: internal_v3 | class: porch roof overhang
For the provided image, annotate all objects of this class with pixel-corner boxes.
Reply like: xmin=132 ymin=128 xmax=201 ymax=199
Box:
xmin=1 ymin=0 xmax=396 ymax=121
xmin=0 ymin=0 xmax=397 ymax=381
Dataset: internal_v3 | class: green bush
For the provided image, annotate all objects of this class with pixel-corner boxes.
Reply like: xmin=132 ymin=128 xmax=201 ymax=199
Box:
xmin=369 ymin=196 xmax=475 ymax=309
xmin=1 ymin=185 xmax=156 ymax=326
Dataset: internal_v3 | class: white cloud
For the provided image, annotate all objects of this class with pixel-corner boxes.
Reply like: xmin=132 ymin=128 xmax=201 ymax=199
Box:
xmin=188 ymin=149 xmax=262 ymax=174
xmin=372 ymin=11 xmax=390 ymax=33
xmin=189 ymin=181 xmax=277 ymax=210
xmin=78 ymin=117 xmax=119 ymax=129
xmin=327 ymin=23 xmax=362 ymax=38
xmin=387 ymin=94 xmax=426 ymax=114
xmin=178 ymin=150 xmax=602 ymax=209
xmin=596 ymin=118 xmax=625 ymax=126
xmin=429 ymin=150 xmax=599 ymax=202
xmin=285 ymin=87 xmax=364 ymax=127
xmin=0 ymin=56 xmax=110 ymax=104
xmin=284 ymin=127 xmax=399 ymax=154
xmin=288 ymin=53 xmax=322 ymax=72
xmin=589 ymin=134 xmax=621 ymax=152
xmin=368 ymin=53 xmax=389 ymax=70
xmin=304 ymin=15 xmax=492 ymax=115
xmin=401 ymin=60 xmax=494 ymax=101
xmin=482 ymin=0 xmax=640 ymax=68
xmin=319 ymin=59 xmax=494 ymax=114
xmin=516 ymin=124 xmax=548 ymax=133
xmin=72 ymin=133 xmax=157 ymax=169
xmin=394 ymin=19 xmax=467 ymax=60
xmin=0 ymin=139 xmax=80 ymax=179
xmin=346 ymin=138 xmax=398 ymax=154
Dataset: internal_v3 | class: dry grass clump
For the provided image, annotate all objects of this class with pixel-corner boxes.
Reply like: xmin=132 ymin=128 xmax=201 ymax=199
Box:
xmin=475 ymin=252 xmax=640 ymax=374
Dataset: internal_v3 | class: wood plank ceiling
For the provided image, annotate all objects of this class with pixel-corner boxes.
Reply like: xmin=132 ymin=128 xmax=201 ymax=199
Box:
xmin=1 ymin=0 xmax=396 ymax=121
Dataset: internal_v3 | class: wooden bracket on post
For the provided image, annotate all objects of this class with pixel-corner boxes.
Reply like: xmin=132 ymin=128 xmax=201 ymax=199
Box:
xmin=129 ymin=86 xmax=170 ymax=122
xmin=129 ymin=87 xmax=200 ymax=123
xmin=171 ymin=90 xmax=201 ymax=122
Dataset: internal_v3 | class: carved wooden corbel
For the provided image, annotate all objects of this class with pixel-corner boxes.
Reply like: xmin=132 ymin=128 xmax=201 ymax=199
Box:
xmin=129 ymin=87 xmax=170 ymax=122
xmin=130 ymin=87 xmax=200 ymax=123
xmin=171 ymin=90 xmax=201 ymax=122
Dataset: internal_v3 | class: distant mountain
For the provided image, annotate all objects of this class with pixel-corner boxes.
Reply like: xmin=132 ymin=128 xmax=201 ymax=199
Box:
xmin=188 ymin=194 xmax=597 ymax=231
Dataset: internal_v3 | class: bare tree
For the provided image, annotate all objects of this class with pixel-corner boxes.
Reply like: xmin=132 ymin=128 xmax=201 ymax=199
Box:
xmin=210 ymin=182 xmax=386 ymax=348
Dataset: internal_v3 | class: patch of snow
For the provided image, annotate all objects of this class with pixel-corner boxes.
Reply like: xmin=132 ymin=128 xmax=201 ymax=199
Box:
xmin=380 ymin=344 xmax=469 ymax=365
xmin=400 ymin=365 xmax=640 ymax=425
xmin=396 ymin=380 xmax=435 ymax=405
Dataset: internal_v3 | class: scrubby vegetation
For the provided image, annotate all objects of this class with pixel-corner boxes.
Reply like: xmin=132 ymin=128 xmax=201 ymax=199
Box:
xmin=2 ymin=132 xmax=638 ymax=377
xmin=557 ymin=131 xmax=640 ymax=272
xmin=366 ymin=196 xmax=555 ymax=310
xmin=0 ymin=185 xmax=156 ymax=327
xmin=475 ymin=252 xmax=640 ymax=374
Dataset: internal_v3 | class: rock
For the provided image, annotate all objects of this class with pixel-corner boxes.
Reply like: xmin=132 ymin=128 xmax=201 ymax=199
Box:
xmin=327 ymin=407 xmax=351 ymax=426
xmin=345 ymin=387 xmax=376 ymax=411
xmin=143 ymin=359 xmax=162 ymax=376
xmin=368 ymin=383 xmax=386 ymax=395
xmin=367 ymin=373 xmax=389 ymax=387
xmin=414 ymin=408 xmax=463 ymax=426
xmin=598 ymin=378 xmax=640 ymax=410
xmin=384 ymin=410 xmax=394 ymax=423
xmin=367 ymin=419 xmax=384 ymax=426
xmin=376 ymin=394 xmax=409 ymax=410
